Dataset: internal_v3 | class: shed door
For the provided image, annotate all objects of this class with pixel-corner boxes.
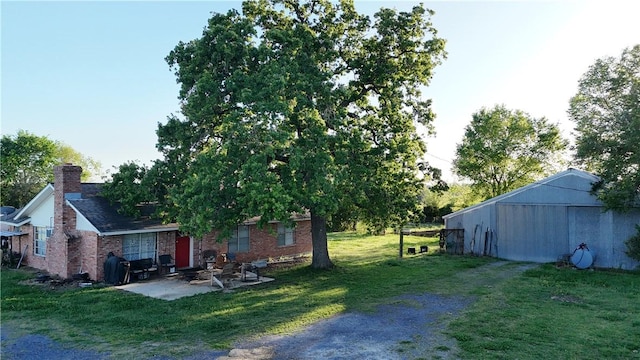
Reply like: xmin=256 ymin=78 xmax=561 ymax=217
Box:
xmin=175 ymin=236 xmax=190 ymax=268
xmin=497 ymin=204 xmax=568 ymax=262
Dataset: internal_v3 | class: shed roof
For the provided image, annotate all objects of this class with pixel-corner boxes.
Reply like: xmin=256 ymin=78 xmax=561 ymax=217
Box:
xmin=443 ymin=168 xmax=601 ymax=219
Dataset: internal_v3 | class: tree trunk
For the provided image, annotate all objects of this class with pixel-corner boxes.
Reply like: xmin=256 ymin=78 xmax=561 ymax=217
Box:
xmin=310 ymin=211 xmax=333 ymax=269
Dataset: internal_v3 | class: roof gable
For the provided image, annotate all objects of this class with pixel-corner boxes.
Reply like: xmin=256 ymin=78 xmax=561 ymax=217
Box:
xmin=444 ymin=168 xmax=601 ymax=219
xmin=12 ymin=183 xmax=54 ymax=221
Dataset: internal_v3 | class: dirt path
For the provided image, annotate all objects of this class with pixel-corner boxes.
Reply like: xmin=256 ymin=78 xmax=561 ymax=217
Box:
xmin=217 ymin=261 xmax=539 ymax=360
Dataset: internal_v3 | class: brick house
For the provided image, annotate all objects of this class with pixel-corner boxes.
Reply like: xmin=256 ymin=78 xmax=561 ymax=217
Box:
xmin=1 ymin=164 xmax=312 ymax=281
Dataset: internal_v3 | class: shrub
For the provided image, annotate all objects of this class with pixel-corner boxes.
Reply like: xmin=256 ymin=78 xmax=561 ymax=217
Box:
xmin=624 ymin=225 xmax=640 ymax=261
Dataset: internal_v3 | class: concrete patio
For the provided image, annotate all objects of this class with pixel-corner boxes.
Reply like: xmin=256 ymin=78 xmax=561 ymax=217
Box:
xmin=114 ymin=271 xmax=274 ymax=301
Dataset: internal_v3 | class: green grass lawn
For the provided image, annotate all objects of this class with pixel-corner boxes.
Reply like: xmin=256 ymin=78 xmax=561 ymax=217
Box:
xmin=2 ymin=231 xmax=639 ymax=359
xmin=448 ymin=264 xmax=640 ymax=359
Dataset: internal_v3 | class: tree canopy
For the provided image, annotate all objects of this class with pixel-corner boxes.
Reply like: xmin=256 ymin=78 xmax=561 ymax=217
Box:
xmin=100 ymin=162 xmax=154 ymax=218
xmin=569 ymin=45 xmax=640 ymax=211
xmin=107 ymin=0 xmax=446 ymax=269
xmin=0 ymin=130 xmax=101 ymax=207
xmin=453 ymin=105 xmax=567 ymax=199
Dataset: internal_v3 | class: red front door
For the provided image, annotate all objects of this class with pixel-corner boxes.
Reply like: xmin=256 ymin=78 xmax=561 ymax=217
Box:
xmin=175 ymin=236 xmax=190 ymax=268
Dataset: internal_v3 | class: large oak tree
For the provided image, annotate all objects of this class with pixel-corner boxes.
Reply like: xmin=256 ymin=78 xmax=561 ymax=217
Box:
xmin=110 ymin=0 xmax=446 ymax=269
xmin=453 ymin=105 xmax=567 ymax=199
xmin=569 ymin=45 xmax=640 ymax=211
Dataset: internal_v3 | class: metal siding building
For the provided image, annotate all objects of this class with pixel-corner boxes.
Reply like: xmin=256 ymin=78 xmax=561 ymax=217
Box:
xmin=443 ymin=169 xmax=640 ymax=269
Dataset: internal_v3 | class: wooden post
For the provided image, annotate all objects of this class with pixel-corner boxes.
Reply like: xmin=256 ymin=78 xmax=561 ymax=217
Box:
xmin=399 ymin=230 xmax=404 ymax=259
xmin=16 ymin=244 xmax=28 ymax=269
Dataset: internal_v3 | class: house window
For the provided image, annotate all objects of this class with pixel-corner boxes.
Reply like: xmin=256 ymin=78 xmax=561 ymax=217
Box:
xmin=277 ymin=223 xmax=295 ymax=246
xmin=228 ymin=225 xmax=249 ymax=253
xmin=123 ymin=233 xmax=157 ymax=261
xmin=34 ymin=226 xmax=49 ymax=256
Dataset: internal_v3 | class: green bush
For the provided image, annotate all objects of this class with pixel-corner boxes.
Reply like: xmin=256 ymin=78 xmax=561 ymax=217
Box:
xmin=1 ymin=250 xmax=21 ymax=267
xmin=624 ymin=225 xmax=640 ymax=261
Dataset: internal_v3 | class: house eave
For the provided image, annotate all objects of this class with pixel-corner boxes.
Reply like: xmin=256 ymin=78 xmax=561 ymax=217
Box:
xmin=0 ymin=230 xmax=28 ymax=237
xmin=99 ymin=227 xmax=179 ymax=237
xmin=0 ymin=218 xmax=31 ymax=227
xmin=242 ymin=213 xmax=312 ymax=225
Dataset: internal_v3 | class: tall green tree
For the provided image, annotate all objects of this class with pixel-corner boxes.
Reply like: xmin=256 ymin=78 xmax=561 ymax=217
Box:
xmin=109 ymin=0 xmax=445 ymax=269
xmin=418 ymin=163 xmax=449 ymax=223
xmin=0 ymin=130 xmax=101 ymax=207
xmin=56 ymin=143 xmax=102 ymax=180
xmin=453 ymin=105 xmax=568 ymax=199
xmin=569 ymin=45 xmax=640 ymax=211
xmin=439 ymin=183 xmax=483 ymax=212
xmin=1 ymin=130 xmax=57 ymax=207
xmin=100 ymin=162 xmax=153 ymax=217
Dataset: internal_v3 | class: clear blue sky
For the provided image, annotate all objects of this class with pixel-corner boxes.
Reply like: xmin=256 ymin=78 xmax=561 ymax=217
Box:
xmin=2 ymin=1 xmax=639 ymax=181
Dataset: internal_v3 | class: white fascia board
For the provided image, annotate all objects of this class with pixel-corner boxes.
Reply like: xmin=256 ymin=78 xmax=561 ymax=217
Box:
xmin=0 ymin=230 xmax=28 ymax=236
xmin=15 ymin=184 xmax=54 ymax=219
xmin=0 ymin=218 xmax=31 ymax=227
xmin=99 ymin=227 xmax=179 ymax=237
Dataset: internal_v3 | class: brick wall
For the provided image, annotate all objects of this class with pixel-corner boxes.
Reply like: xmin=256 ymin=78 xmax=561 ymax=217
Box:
xmin=98 ymin=235 xmax=123 ymax=281
xmin=157 ymin=231 xmax=177 ymax=260
xmin=77 ymin=230 xmax=99 ymax=280
xmin=16 ymin=225 xmax=47 ymax=270
xmin=64 ymin=230 xmax=98 ymax=279
xmin=198 ymin=220 xmax=312 ymax=265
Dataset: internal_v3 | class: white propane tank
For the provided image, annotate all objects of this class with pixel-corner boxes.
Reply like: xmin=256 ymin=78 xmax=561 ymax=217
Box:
xmin=571 ymin=243 xmax=593 ymax=269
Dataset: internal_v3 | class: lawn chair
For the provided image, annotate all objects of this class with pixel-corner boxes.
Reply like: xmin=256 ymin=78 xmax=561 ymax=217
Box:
xmin=211 ymin=263 xmax=236 ymax=288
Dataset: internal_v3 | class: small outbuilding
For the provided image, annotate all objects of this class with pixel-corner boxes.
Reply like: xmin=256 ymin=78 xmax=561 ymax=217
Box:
xmin=443 ymin=168 xmax=640 ymax=270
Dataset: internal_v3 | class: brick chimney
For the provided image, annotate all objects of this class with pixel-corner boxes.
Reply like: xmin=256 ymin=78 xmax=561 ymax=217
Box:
xmin=53 ymin=163 xmax=82 ymax=231
xmin=48 ymin=163 xmax=83 ymax=278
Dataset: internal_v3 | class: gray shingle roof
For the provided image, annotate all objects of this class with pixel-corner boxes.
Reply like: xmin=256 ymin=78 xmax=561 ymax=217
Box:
xmin=0 ymin=206 xmax=28 ymax=226
xmin=68 ymin=184 xmax=177 ymax=234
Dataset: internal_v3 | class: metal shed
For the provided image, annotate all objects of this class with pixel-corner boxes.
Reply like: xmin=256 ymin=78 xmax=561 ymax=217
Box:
xmin=443 ymin=168 xmax=640 ymax=269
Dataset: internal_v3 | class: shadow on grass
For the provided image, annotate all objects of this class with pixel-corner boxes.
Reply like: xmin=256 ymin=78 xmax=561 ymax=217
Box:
xmin=1 ymin=233 xmax=493 ymax=359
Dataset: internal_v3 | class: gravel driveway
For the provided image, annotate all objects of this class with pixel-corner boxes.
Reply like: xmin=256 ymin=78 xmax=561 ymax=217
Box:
xmin=1 ymin=261 xmax=535 ymax=360
xmin=1 ymin=328 xmax=111 ymax=360
xmin=0 ymin=293 xmax=469 ymax=360
xmin=221 ymin=293 xmax=471 ymax=360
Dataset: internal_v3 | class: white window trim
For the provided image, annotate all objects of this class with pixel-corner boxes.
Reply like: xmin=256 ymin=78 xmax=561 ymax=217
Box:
xmin=33 ymin=226 xmax=50 ymax=257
